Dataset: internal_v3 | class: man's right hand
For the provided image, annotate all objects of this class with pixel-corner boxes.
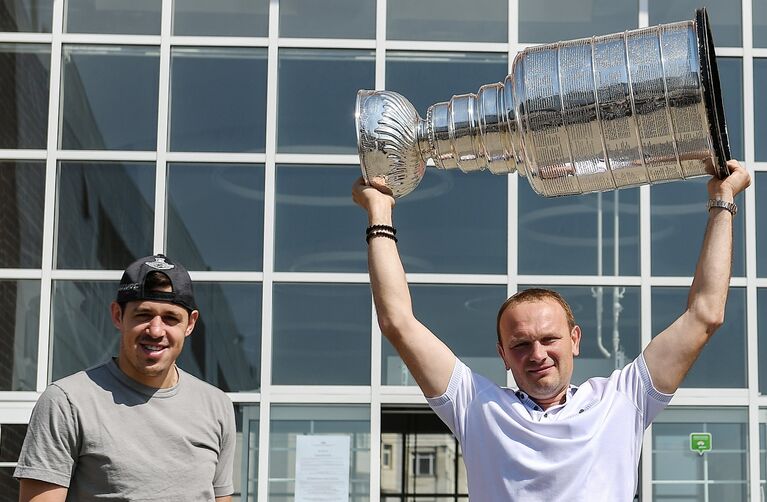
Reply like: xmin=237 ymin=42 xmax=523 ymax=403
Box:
xmin=352 ymin=176 xmax=395 ymax=223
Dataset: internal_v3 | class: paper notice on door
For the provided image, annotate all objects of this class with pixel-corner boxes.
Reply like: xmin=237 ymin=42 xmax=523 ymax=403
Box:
xmin=295 ymin=435 xmax=351 ymax=502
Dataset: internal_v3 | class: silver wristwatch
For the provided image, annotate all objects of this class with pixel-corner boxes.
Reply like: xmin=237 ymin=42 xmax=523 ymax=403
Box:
xmin=707 ymin=199 xmax=738 ymax=216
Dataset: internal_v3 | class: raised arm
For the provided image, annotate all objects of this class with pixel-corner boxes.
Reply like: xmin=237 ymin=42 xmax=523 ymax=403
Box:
xmin=643 ymin=160 xmax=751 ymax=393
xmin=352 ymin=177 xmax=456 ymax=397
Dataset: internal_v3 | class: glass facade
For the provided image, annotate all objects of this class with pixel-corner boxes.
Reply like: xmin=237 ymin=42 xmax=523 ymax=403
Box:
xmin=1 ymin=1 xmax=765 ymax=501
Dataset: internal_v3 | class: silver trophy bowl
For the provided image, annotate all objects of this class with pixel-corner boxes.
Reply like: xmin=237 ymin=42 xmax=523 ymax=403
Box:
xmin=356 ymin=8 xmax=730 ymax=198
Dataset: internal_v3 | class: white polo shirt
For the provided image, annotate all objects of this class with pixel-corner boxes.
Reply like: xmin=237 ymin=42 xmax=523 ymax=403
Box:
xmin=427 ymin=354 xmax=672 ymax=501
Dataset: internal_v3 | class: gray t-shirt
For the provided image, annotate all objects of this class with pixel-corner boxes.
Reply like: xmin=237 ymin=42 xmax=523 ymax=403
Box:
xmin=14 ymin=360 xmax=236 ymax=501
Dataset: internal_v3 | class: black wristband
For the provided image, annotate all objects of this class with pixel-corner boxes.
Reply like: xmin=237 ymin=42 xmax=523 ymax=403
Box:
xmin=366 ymin=231 xmax=398 ymax=244
xmin=366 ymin=224 xmax=396 ymax=235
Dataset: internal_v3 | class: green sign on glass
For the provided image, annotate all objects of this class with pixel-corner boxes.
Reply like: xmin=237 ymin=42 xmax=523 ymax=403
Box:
xmin=690 ymin=432 xmax=712 ymax=455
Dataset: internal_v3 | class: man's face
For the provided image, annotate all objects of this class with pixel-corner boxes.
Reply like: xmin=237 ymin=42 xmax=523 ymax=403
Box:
xmin=110 ymin=296 xmax=198 ymax=388
xmin=496 ymin=299 xmax=581 ymax=406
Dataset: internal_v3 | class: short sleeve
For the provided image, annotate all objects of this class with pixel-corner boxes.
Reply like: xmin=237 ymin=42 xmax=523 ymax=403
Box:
xmin=14 ymin=384 xmax=80 ymax=487
xmin=212 ymin=397 xmax=236 ymax=497
xmin=618 ymin=354 xmax=674 ymax=429
xmin=426 ymin=359 xmax=476 ymax=443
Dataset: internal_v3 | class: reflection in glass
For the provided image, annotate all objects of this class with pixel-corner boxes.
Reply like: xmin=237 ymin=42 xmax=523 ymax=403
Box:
xmin=51 ymin=281 xmax=118 ymax=381
xmin=652 ymin=287 xmax=746 ymax=388
xmin=167 ymin=163 xmax=264 ymax=271
xmin=718 ymin=57 xmax=744 ymax=161
xmin=653 ymin=408 xmax=748 ymax=499
xmin=391 ymin=170 xmax=506 ymax=274
xmin=0 ymin=423 xmax=27 ymax=500
xmin=275 ymin=164 xmax=365 ymax=273
xmin=173 ymin=0 xmax=268 ymax=36
xmin=386 ymin=51 xmax=507 ymax=117
xmin=757 ymin=0 xmax=767 ymax=47
xmin=177 ymin=282 xmax=261 ymax=392
xmin=649 ymin=0 xmax=741 ymax=47
xmin=272 ymin=283 xmax=370 ymax=385
xmin=235 ymin=404 xmax=260 ymax=501
xmin=651 ymin=177 xmax=745 ymax=277
xmin=383 ymin=285 xmax=507 ymax=386
xmin=65 ymin=0 xmax=160 ymax=34
xmin=756 ymin=60 xmax=767 ymax=161
xmin=0 ymin=0 xmax=53 ymax=31
xmin=0 ymin=162 xmax=44 ymax=268
xmin=277 ymin=49 xmax=374 ymax=154
xmin=519 ymin=0 xmax=636 ymax=43
xmin=518 ymin=285 xmax=640 ymax=385
xmin=280 ymin=0 xmax=375 ymax=39
xmin=519 ymin=185 xmax=639 ymax=276
xmin=758 ymin=174 xmax=767 ymax=277
xmin=169 ymin=48 xmax=267 ymax=152
xmin=55 ymin=162 xmax=154 ymax=270
xmin=0 ymin=44 xmax=50 ymax=149
xmin=387 ymin=0 xmax=506 ymax=43
xmin=759 ymin=290 xmax=767 ymax=394
xmin=269 ymin=405 xmax=370 ymax=501
xmin=0 ymin=281 xmax=39 ymax=391
xmin=60 ymin=45 xmax=159 ymax=150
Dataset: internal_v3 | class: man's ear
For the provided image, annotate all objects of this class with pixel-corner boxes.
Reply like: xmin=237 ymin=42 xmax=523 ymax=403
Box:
xmin=571 ymin=325 xmax=582 ymax=357
xmin=497 ymin=342 xmax=510 ymax=370
xmin=185 ymin=310 xmax=199 ymax=337
xmin=110 ymin=302 xmax=123 ymax=331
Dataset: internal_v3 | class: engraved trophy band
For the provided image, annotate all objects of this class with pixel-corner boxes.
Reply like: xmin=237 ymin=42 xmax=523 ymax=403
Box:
xmin=355 ymin=8 xmax=730 ymax=198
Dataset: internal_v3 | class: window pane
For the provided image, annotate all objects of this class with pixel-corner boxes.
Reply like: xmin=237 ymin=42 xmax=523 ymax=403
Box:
xmin=269 ymin=405 xmax=370 ymax=502
xmin=0 ymin=161 xmax=44 ymax=268
xmin=173 ymin=0 xmax=268 ymax=37
xmin=718 ymin=57 xmax=743 ymax=161
xmin=651 ymin=177 xmax=745 ymax=277
xmin=756 ymin=60 xmax=767 ymax=162
xmin=519 ymin=0 xmax=637 ymax=43
xmin=519 ymin=186 xmax=639 ymax=276
xmin=177 ymin=282 xmax=261 ymax=392
xmin=169 ymin=48 xmax=267 ymax=153
xmin=0 ymin=423 xmax=27 ymax=461
xmin=387 ymin=0 xmax=506 ymax=43
xmin=759 ymin=174 xmax=767 ymax=277
xmin=51 ymin=280 xmax=118 ymax=381
xmin=65 ymin=0 xmax=160 ymax=34
xmin=278 ymin=49 xmax=374 ymax=154
xmin=0 ymin=0 xmax=53 ymax=31
xmin=651 ymin=287 xmax=746 ymax=388
xmin=275 ymin=164 xmax=364 ymax=273
xmin=280 ymin=0 xmax=375 ymax=39
xmin=0 ymin=280 xmax=39 ymax=391
xmin=759 ymin=290 xmax=767 ymax=394
xmin=55 ymin=161 xmax=154 ymax=270
xmin=235 ymin=404 xmax=260 ymax=501
xmin=653 ymin=408 xmax=748 ymax=498
xmin=386 ymin=51 xmax=507 ymax=118
xmin=272 ymin=283 xmax=370 ymax=385
xmin=0 ymin=467 xmax=19 ymax=500
xmin=60 ymin=45 xmax=159 ymax=150
xmin=384 ymin=285 xmax=507 ymax=387
xmin=0 ymin=44 xmax=50 ymax=149
xmin=519 ymin=285 xmax=640 ymax=385
xmin=649 ymin=0 xmax=741 ymax=47
xmin=757 ymin=0 xmax=767 ymax=47
xmin=167 ymin=163 xmax=264 ymax=271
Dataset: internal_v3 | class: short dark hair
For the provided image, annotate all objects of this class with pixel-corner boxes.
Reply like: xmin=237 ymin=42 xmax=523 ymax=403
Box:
xmin=117 ymin=271 xmax=176 ymax=315
xmin=496 ymin=288 xmax=576 ymax=343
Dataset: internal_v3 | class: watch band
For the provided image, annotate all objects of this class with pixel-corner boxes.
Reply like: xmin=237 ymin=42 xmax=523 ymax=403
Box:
xmin=707 ymin=199 xmax=738 ymax=216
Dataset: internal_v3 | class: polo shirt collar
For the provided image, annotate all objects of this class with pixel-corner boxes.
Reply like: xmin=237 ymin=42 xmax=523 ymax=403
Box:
xmin=514 ymin=385 xmax=578 ymax=412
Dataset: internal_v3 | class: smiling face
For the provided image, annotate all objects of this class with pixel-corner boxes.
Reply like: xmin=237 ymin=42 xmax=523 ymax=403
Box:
xmin=496 ymin=299 xmax=581 ymax=409
xmin=110 ymin=295 xmax=198 ymax=389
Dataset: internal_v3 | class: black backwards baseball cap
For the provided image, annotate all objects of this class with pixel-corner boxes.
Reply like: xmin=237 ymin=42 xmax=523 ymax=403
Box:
xmin=116 ymin=254 xmax=197 ymax=311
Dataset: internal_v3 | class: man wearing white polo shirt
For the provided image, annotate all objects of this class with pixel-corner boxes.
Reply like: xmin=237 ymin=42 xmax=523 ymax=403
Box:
xmin=352 ymin=160 xmax=750 ymax=501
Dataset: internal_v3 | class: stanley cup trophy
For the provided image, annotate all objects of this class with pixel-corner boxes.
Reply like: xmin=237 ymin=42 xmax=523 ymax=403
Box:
xmin=355 ymin=8 xmax=730 ymax=198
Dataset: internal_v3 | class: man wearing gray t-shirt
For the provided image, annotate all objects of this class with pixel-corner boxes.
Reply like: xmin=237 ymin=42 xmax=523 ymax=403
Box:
xmin=14 ymin=254 xmax=236 ymax=502
xmin=353 ymin=161 xmax=751 ymax=500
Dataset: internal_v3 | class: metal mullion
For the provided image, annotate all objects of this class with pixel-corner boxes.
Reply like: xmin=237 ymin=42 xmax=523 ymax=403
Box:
xmin=59 ymin=33 xmax=161 ymax=45
xmin=271 ymin=272 xmax=370 ymax=283
xmin=0 ymin=149 xmax=47 ymax=159
xmin=640 ymin=184 xmax=652 ymax=500
xmin=507 ymin=0 xmax=518 ymax=389
xmin=49 ymin=270 xmax=120 ymax=281
xmin=755 ymin=48 xmax=767 ymax=57
xmin=187 ymin=271 xmax=265 ymax=282
xmin=279 ymin=37 xmax=375 ymax=49
xmin=165 ymin=152 xmax=267 ymax=164
xmin=56 ymin=150 xmax=156 ymax=161
xmin=385 ymin=40 xmax=508 ymax=53
xmin=35 ymin=0 xmax=65 ymax=393
xmin=257 ymin=1 xmax=280 ymax=500
xmin=0 ymin=32 xmax=51 ymax=43
xmin=0 ymin=269 xmax=43 ymax=280
xmin=714 ymin=47 xmax=745 ymax=57
xmin=154 ymin=0 xmax=172 ymax=255
xmin=274 ymin=153 xmax=360 ymax=165
xmin=516 ymin=275 xmax=643 ymax=286
xmin=170 ymin=35 xmax=269 ymax=48
xmin=754 ymin=162 xmax=767 ymax=171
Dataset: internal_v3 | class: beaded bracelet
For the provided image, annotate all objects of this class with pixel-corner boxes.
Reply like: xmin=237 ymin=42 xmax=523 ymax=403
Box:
xmin=366 ymin=224 xmax=396 ymax=235
xmin=366 ymin=230 xmax=398 ymax=244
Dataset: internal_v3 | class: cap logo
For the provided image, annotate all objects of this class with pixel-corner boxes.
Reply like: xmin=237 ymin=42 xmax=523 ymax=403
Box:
xmin=145 ymin=257 xmax=175 ymax=270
